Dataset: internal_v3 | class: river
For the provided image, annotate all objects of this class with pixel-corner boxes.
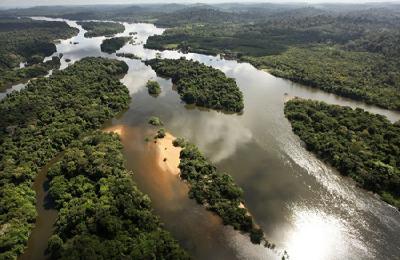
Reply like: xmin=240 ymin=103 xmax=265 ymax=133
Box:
xmin=5 ymin=17 xmax=400 ymax=260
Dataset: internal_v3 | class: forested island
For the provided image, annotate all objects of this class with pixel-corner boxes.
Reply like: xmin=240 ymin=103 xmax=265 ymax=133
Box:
xmin=46 ymin=132 xmax=189 ymax=259
xmin=0 ymin=17 xmax=78 ymax=90
xmin=100 ymin=36 xmax=131 ymax=54
xmin=174 ymin=139 xmax=267 ymax=245
xmin=145 ymin=58 xmax=244 ymax=112
xmin=146 ymin=80 xmax=161 ymax=96
xmin=144 ymin=7 xmax=400 ymax=110
xmin=78 ymin=21 xmax=125 ymax=37
xmin=116 ymin=52 xmax=140 ymax=59
xmin=0 ymin=57 xmax=130 ymax=259
xmin=285 ymin=99 xmax=400 ymax=209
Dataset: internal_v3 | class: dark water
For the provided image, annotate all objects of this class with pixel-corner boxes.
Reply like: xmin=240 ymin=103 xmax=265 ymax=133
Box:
xmin=11 ymin=17 xmax=400 ymax=260
xmin=18 ymin=155 xmax=61 ymax=260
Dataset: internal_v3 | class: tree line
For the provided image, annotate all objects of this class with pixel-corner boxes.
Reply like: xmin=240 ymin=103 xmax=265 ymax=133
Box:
xmin=78 ymin=21 xmax=125 ymax=38
xmin=285 ymin=99 xmax=400 ymax=209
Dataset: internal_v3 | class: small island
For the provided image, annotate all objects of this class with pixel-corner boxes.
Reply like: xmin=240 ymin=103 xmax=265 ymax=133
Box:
xmin=78 ymin=21 xmax=125 ymax=37
xmin=174 ymin=139 xmax=268 ymax=245
xmin=146 ymin=80 xmax=161 ymax=96
xmin=285 ymin=99 xmax=400 ymax=209
xmin=145 ymin=58 xmax=244 ymax=113
xmin=100 ymin=37 xmax=131 ymax=54
xmin=148 ymin=116 xmax=163 ymax=126
xmin=116 ymin=52 xmax=141 ymax=60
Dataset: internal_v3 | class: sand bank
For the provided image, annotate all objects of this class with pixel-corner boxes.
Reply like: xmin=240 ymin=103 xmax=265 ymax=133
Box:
xmin=151 ymin=133 xmax=182 ymax=176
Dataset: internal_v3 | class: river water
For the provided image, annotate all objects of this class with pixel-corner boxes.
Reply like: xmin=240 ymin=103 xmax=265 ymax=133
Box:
xmin=6 ymin=17 xmax=400 ymax=260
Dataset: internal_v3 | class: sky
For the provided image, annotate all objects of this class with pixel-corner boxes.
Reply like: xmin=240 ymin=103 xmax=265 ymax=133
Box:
xmin=1 ymin=0 xmax=399 ymax=8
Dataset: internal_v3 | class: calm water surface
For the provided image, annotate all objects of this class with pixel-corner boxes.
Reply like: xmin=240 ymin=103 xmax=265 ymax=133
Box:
xmin=9 ymin=17 xmax=400 ymax=260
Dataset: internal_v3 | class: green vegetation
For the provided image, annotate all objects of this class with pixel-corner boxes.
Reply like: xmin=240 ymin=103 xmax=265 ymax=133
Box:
xmin=116 ymin=52 xmax=141 ymax=59
xmin=0 ymin=17 xmax=77 ymax=91
xmin=245 ymin=46 xmax=400 ymax=110
xmin=145 ymin=58 xmax=244 ymax=112
xmin=156 ymin=128 xmax=166 ymax=139
xmin=0 ymin=57 xmax=60 ymax=90
xmin=148 ymin=116 xmax=163 ymax=126
xmin=285 ymin=99 xmax=400 ymax=209
xmin=145 ymin=7 xmax=400 ymax=110
xmin=100 ymin=37 xmax=131 ymax=54
xmin=77 ymin=21 xmax=125 ymax=37
xmin=46 ymin=132 xmax=189 ymax=259
xmin=176 ymin=140 xmax=266 ymax=245
xmin=173 ymin=137 xmax=187 ymax=147
xmin=146 ymin=80 xmax=161 ymax=96
xmin=0 ymin=57 xmax=129 ymax=259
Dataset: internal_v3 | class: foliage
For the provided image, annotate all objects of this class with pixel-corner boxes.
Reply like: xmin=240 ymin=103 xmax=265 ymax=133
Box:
xmin=46 ymin=132 xmax=189 ymax=259
xmin=0 ymin=57 xmax=130 ymax=259
xmin=179 ymin=142 xmax=265 ymax=244
xmin=100 ymin=37 xmax=131 ymax=54
xmin=146 ymin=80 xmax=161 ymax=96
xmin=145 ymin=58 xmax=244 ymax=112
xmin=148 ymin=116 xmax=163 ymax=126
xmin=145 ymin=8 xmax=400 ymax=110
xmin=77 ymin=21 xmax=125 ymax=37
xmin=285 ymin=99 xmax=400 ymax=209
xmin=156 ymin=128 xmax=166 ymax=139
xmin=173 ymin=137 xmax=187 ymax=148
xmin=246 ymin=46 xmax=400 ymax=110
xmin=116 ymin=52 xmax=141 ymax=59
xmin=0 ymin=17 xmax=77 ymax=91
xmin=0 ymin=57 xmax=61 ymax=91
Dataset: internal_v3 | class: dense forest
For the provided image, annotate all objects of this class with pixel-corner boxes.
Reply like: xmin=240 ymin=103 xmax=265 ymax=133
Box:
xmin=175 ymin=139 xmax=267 ymax=245
xmin=100 ymin=36 xmax=131 ymax=54
xmin=145 ymin=58 xmax=244 ymax=112
xmin=145 ymin=7 xmax=400 ymax=110
xmin=285 ymin=99 xmax=400 ymax=209
xmin=46 ymin=132 xmax=189 ymax=259
xmin=78 ymin=21 xmax=125 ymax=37
xmin=0 ymin=58 xmax=130 ymax=259
xmin=0 ymin=17 xmax=77 ymax=91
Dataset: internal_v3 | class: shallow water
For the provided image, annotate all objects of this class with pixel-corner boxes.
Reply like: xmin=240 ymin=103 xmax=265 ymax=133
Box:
xmin=14 ymin=17 xmax=400 ymax=260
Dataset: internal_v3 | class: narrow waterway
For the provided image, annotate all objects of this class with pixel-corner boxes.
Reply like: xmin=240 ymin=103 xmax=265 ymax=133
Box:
xmin=10 ymin=17 xmax=400 ymax=260
xmin=18 ymin=155 xmax=61 ymax=260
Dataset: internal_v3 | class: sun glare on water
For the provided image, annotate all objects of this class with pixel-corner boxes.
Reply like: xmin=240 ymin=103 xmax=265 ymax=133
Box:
xmin=286 ymin=209 xmax=350 ymax=260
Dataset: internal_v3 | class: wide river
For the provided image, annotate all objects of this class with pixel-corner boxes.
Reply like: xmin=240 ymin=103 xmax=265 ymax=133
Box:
xmin=6 ymin=17 xmax=400 ymax=260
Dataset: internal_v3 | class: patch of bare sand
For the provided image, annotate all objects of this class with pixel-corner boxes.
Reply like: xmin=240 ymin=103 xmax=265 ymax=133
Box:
xmin=152 ymin=133 xmax=182 ymax=176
